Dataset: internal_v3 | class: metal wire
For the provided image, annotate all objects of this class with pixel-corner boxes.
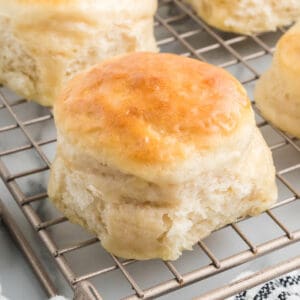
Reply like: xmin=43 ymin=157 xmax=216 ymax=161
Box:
xmin=0 ymin=0 xmax=299 ymax=299
xmin=0 ymin=198 xmax=57 ymax=297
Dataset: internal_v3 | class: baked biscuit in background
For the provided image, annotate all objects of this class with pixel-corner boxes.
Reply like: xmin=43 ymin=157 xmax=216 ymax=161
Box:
xmin=0 ymin=0 xmax=157 ymax=106
xmin=185 ymin=0 xmax=300 ymax=34
xmin=48 ymin=52 xmax=277 ymax=260
xmin=255 ymin=21 xmax=300 ymax=138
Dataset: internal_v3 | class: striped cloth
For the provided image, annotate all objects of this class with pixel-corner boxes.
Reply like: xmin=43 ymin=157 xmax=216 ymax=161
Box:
xmin=229 ymin=271 xmax=300 ymax=300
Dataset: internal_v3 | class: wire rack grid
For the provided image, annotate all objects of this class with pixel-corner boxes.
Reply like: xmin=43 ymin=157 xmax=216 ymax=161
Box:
xmin=0 ymin=0 xmax=300 ymax=299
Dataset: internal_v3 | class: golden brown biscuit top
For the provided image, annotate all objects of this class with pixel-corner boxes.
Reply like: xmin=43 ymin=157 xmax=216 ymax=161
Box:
xmin=17 ymin=0 xmax=70 ymax=4
xmin=0 ymin=0 xmax=74 ymax=8
xmin=277 ymin=22 xmax=300 ymax=74
xmin=55 ymin=52 xmax=251 ymax=165
xmin=0 ymin=0 xmax=156 ymax=16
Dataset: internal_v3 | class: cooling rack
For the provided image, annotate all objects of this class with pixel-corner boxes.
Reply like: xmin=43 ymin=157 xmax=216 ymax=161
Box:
xmin=0 ymin=198 xmax=56 ymax=296
xmin=0 ymin=0 xmax=300 ymax=299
